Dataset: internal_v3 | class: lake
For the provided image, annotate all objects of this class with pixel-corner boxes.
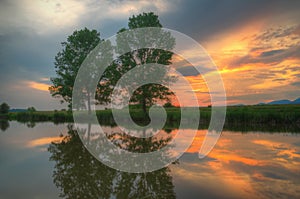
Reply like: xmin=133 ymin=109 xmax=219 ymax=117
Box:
xmin=0 ymin=121 xmax=300 ymax=199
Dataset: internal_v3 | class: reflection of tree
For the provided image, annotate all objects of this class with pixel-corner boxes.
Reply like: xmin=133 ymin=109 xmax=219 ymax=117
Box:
xmin=49 ymin=124 xmax=176 ymax=199
xmin=49 ymin=125 xmax=116 ymax=199
xmin=114 ymin=168 xmax=176 ymax=199
xmin=0 ymin=120 xmax=9 ymax=131
xmin=26 ymin=121 xmax=36 ymax=128
xmin=107 ymin=130 xmax=172 ymax=153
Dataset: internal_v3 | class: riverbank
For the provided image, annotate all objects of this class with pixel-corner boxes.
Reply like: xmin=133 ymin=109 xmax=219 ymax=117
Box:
xmin=3 ymin=104 xmax=300 ymax=132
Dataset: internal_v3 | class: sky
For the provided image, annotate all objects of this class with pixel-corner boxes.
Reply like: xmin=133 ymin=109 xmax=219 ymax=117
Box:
xmin=0 ymin=0 xmax=299 ymax=110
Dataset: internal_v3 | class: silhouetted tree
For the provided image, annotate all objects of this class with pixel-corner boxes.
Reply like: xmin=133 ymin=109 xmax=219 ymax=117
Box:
xmin=163 ymin=102 xmax=175 ymax=108
xmin=27 ymin=107 xmax=36 ymax=112
xmin=115 ymin=12 xmax=176 ymax=115
xmin=50 ymin=28 xmax=100 ymax=109
xmin=0 ymin=102 xmax=10 ymax=114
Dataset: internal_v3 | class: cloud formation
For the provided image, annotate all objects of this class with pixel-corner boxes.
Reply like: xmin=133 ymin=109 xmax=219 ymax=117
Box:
xmin=0 ymin=0 xmax=300 ymax=108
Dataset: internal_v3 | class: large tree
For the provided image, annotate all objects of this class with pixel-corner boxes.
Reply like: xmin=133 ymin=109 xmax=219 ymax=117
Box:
xmin=115 ymin=12 xmax=176 ymax=115
xmin=49 ymin=28 xmax=113 ymax=110
xmin=50 ymin=13 xmax=175 ymax=114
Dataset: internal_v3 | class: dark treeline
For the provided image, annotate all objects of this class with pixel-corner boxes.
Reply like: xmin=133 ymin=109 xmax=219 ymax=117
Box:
xmin=3 ymin=104 xmax=300 ymax=133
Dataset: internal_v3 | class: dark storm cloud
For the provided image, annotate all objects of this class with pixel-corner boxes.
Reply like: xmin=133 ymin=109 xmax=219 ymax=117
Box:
xmin=253 ymin=73 xmax=276 ymax=79
xmin=272 ymin=78 xmax=286 ymax=82
xmin=160 ymin=0 xmax=300 ymax=42
xmin=254 ymin=26 xmax=297 ymax=43
xmin=259 ymin=49 xmax=285 ymax=57
xmin=291 ymin=82 xmax=300 ymax=87
xmin=0 ymin=31 xmax=63 ymax=81
xmin=232 ymin=45 xmax=300 ymax=67
xmin=229 ymin=24 xmax=300 ymax=68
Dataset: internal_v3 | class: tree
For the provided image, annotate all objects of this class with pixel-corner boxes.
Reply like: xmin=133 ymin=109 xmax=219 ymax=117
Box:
xmin=163 ymin=102 xmax=174 ymax=108
xmin=115 ymin=12 xmax=176 ymax=115
xmin=27 ymin=106 xmax=36 ymax=112
xmin=0 ymin=102 xmax=10 ymax=114
xmin=50 ymin=28 xmax=112 ymax=110
xmin=50 ymin=13 xmax=175 ymax=114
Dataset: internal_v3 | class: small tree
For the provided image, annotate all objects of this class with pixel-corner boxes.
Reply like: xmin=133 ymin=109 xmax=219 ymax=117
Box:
xmin=27 ymin=107 xmax=36 ymax=112
xmin=163 ymin=102 xmax=174 ymax=108
xmin=0 ymin=103 xmax=10 ymax=114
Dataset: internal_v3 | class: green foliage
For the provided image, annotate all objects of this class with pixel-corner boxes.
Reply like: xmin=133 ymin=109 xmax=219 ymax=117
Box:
xmin=128 ymin=12 xmax=162 ymax=29
xmin=163 ymin=102 xmax=175 ymax=108
xmin=50 ymin=13 xmax=176 ymax=114
xmin=115 ymin=12 xmax=176 ymax=114
xmin=27 ymin=106 xmax=36 ymax=112
xmin=5 ymin=105 xmax=300 ymax=132
xmin=50 ymin=28 xmax=102 ymax=109
xmin=0 ymin=102 xmax=10 ymax=114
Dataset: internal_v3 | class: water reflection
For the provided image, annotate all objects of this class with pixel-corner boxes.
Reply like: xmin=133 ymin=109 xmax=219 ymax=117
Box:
xmin=26 ymin=121 xmax=36 ymax=128
xmin=72 ymin=120 xmax=187 ymax=173
xmin=0 ymin=120 xmax=9 ymax=131
xmin=1 ymin=122 xmax=300 ymax=198
xmin=172 ymin=131 xmax=300 ymax=198
xmin=48 ymin=124 xmax=176 ymax=199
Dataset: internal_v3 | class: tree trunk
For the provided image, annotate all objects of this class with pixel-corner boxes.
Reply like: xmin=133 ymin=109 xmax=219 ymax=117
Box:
xmin=87 ymin=122 xmax=91 ymax=146
xmin=87 ymin=92 xmax=91 ymax=115
xmin=141 ymin=96 xmax=150 ymax=122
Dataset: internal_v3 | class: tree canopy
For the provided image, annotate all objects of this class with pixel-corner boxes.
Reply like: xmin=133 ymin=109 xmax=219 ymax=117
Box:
xmin=115 ymin=12 xmax=176 ymax=114
xmin=27 ymin=107 xmax=36 ymax=112
xmin=50 ymin=12 xmax=176 ymax=114
xmin=49 ymin=28 xmax=102 ymax=109
xmin=0 ymin=102 xmax=10 ymax=114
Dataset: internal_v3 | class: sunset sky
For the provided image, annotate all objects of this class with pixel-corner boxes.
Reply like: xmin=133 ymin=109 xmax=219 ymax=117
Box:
xmin=0 ymin=0 xmax=300 ymax=109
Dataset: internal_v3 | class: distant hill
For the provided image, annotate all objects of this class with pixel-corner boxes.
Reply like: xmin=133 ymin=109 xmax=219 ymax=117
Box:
xmin=9 ymin=109 xmax=27 ymax=112
xmin=268 ymin=99 xmax=291 ymax=105
xmin=232 ymin=104 xmax=245 ymax=106
xmin=290 ymin=98 xmax=300 ymax=104
xmin=259 ymin=98 xmax=300 ymax=105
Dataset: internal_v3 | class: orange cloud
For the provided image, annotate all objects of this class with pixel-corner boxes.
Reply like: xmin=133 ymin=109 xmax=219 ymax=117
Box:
xmin=27 ymin=81 xmax=50 ymax=91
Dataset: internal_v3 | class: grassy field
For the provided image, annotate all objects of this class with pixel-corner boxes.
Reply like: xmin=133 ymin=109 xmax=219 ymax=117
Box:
xmin=4 ymin=104 xmax=300 ymax=132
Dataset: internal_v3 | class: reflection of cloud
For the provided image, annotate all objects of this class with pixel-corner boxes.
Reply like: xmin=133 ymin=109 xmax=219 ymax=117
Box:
xmin=27 ymin=136 xmax=63 ymax=147
xmin=253 ymin=139 xmax=300 ymax=160
xmin=174 ymin=132 xmax=300 ymax=198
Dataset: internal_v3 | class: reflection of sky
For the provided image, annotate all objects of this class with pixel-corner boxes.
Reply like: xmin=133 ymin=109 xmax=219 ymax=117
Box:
xmin=173 ymin=131 xmax=300 ymax=198
xmin=0 ymin=122 xmax=67 ymax=199
xmin=1 ymin=123 xmax=300 ymax=198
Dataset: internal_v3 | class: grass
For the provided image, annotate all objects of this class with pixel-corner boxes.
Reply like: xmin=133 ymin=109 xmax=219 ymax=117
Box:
xmin=5 ymin=104 xmax=300 ymax=132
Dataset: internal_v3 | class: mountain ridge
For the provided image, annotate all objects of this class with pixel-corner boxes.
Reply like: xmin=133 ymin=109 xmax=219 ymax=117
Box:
xmin=258 ymin=97 xmax=300 ymax=105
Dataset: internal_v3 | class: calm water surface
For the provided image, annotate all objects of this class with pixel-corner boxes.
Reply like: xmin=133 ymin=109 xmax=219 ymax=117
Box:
xmin=0 ymin=122 xmax=300 ymax=199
